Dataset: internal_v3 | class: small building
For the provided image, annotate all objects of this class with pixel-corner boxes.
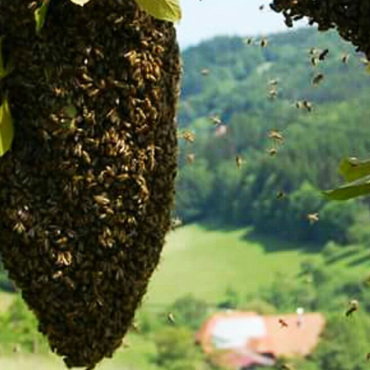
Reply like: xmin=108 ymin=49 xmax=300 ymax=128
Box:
xmin=196 ymin=310 xmax=325 ymax=369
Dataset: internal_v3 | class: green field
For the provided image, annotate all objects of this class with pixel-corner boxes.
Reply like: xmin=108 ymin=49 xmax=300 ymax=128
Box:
xmin=143 ymin=224 xmax=322 ymax=307
xmin=2 ymin=224 xmax=370 ymax=369
xmin=0 ymin=334 xmax=159 ymax=370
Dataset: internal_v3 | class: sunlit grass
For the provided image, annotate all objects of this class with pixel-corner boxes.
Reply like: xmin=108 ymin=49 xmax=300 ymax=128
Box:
xmin=0 ymin=334 xmax=159 ymax=370
xmin=143 ymin=224 xmax=322 ymax=307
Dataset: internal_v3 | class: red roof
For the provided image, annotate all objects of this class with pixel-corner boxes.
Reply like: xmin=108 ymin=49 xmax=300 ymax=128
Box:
xmin=264 ymin=313 xmax=325 ymax=357
xmin=196 ymin=310 xmax=325 ymax=369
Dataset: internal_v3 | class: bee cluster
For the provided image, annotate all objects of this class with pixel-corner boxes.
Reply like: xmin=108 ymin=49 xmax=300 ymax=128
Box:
xmin=0 ymin=0 xmax=181 ymax=368
xmin=270 ymin=0 xmax=370 ymax=59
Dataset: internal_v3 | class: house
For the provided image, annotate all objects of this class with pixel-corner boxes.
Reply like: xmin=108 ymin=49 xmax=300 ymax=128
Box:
xmin=195 ymin=310 xmax=325 ymax=369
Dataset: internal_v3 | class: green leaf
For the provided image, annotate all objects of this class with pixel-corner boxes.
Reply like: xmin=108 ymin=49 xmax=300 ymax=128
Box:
xmin=0 ymin=97 xmax=14 ymax=157
xmin=323 ymin=175 xmax=370 ymax=201
xmin=0 ymin=37 xmax=12 ymax=80
xmin=135 ymin=0 xmax=182 ymax=22
xmin=68 ymin=0 xmax=92 ymax=6
xmin=338 ymin=157 xmax=370 ymax=182
xmin=34 ymin=0 xmax=50 ymax=34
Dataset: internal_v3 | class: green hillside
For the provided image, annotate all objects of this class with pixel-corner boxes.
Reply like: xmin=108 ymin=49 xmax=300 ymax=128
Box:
xmin=175 ymin=28 xmax=370 ymax=245
xmin=2 ymin=224 xmax=370 ymax=369
xmin=144 ymin=224 xmax=321 ymax=306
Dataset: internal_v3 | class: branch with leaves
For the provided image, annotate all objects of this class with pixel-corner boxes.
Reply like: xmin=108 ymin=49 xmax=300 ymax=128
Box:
xmin=324 ymin=158 xmax=370 ymax=201
xmin=36 ymin=0 xmax=181 ymax=32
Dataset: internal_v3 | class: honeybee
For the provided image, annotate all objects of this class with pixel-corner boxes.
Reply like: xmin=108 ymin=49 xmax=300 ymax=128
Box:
xmin=302 ymin=100 xmax=313 ymax=112
xmin=318 ymin=48 xmax=329 ymax=61
xmin=268 ymin=79 xmax=278 ymax=86
xmin=276 ymin=191 xmax=285 ymax=200
xmin=180 ymin=130 xmax=196 ymax=143
xmin=236 ymin=156 xmax=244 ymax=169
xmin=341 ymin=53 xmax=350 ymax=64
xmin=167 ymin=312 xmax=176 ymax=324
xmin=268 ymin=130 xmax=283 ymax=143
xmin=243 ymin=37 xmax=253 ymax=45
xmin=260 ymin=38 xmax=268 ymax=48
xmin=311 ymin=57 xmax=319 ymax=67
xmin=209 ymin=115 xmax=222 ymax=125
xmin=171 ymin=217 xmax=182 ymax=230
xmin=186 ymin=153 xmax=195 ymax=165
xmin=345 ymin=299 xmax=359 ymax=317
xmin=279 ymin=318 xmax=288 ymax=328
xmin=200 ymin=68 xmax=210 ymax=76
xmin=312 ymin=73 xmax=324 ymax=85
xmin=268 ymin=88 xmax=278 ymax=99
xmin=267 ymin=147 xmax=278 ymax=156
xmin=307 ymin=213 xmax=319 ymax=224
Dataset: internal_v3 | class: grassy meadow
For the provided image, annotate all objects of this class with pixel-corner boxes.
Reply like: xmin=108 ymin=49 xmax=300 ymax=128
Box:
xmin=143 ymin=224 xmax=322 ymax=307
xmin=1 ymin=224 xmax=370 ymax=369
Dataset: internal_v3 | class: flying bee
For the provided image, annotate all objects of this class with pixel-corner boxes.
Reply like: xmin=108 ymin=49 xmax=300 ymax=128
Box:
xmin=268 ymin=79 xmax=278 ymax=87
xmin=276 ymin=191 xmax=285 ymax=200
xmin=279 ymin=318 xmax=288 ymax=328
xmin=295 ymin=100 xmax=304 ymax=109
xmin=267 ymin=147 xmax=278 ymax=156
xmin=268 ymin=130 xmax=284 ymax=143
xmin=167 ymin=312 xmax=176 ymax=324
xmin=260 ymin=38 xmax=268 ymax=48
xmin=302 ymin=100 xmax=313 ymax=112
xmin=186 ymin=153 xmax=195 ymax=164
xmin=268 ymin=88 xmax=278 ymax=99
xmin=243 ymin=37 xmax=253 ymax=45
xmin=180 ymin=130 xmax=196 ymax=143
xmin=259 ymin=4 xmax=264 ymax=10
xmin=318 ymin=48 xmax=329 ymax=61
xmin=236 ymin=155 xmax=244 ymax=169
xmin=341 ymin=53 xmax=350 ymax=64
xmin=209 ymin=115 xmax=222 ymax=125
xmin=200 ymin=68 xmax=210 ymax=76
xmin=307 ymin=213 xmax=319 ymax=224
xmin=170 ymin=217 xmax=182 ymax=230
xmin=312 ymin=73 xmax=324 ymax=85
xmin=366 ymin=352 xmax=370 ymax=361
xmin=345 ymin=299 xmax=359 ymax=317
xmin=311 ymin=57 xmax=319 ymax=67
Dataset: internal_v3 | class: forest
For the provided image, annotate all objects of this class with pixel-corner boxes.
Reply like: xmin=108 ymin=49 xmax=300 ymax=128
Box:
xmin=176 ymin=27 xmax=370 ymax=247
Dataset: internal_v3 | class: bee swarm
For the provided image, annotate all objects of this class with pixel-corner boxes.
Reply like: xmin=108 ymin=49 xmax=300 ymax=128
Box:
xmin=0 ymin=0 xmax=181 ymax=368
xmin=270 ymin=0 xmax=370 ymax=59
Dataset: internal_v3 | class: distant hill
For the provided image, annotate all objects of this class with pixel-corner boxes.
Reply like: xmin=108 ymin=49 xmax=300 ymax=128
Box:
xmin=178 ymin=27 xmax=369 ymax=125
xmin=175 ymin=27 xmax=370 ymax=244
